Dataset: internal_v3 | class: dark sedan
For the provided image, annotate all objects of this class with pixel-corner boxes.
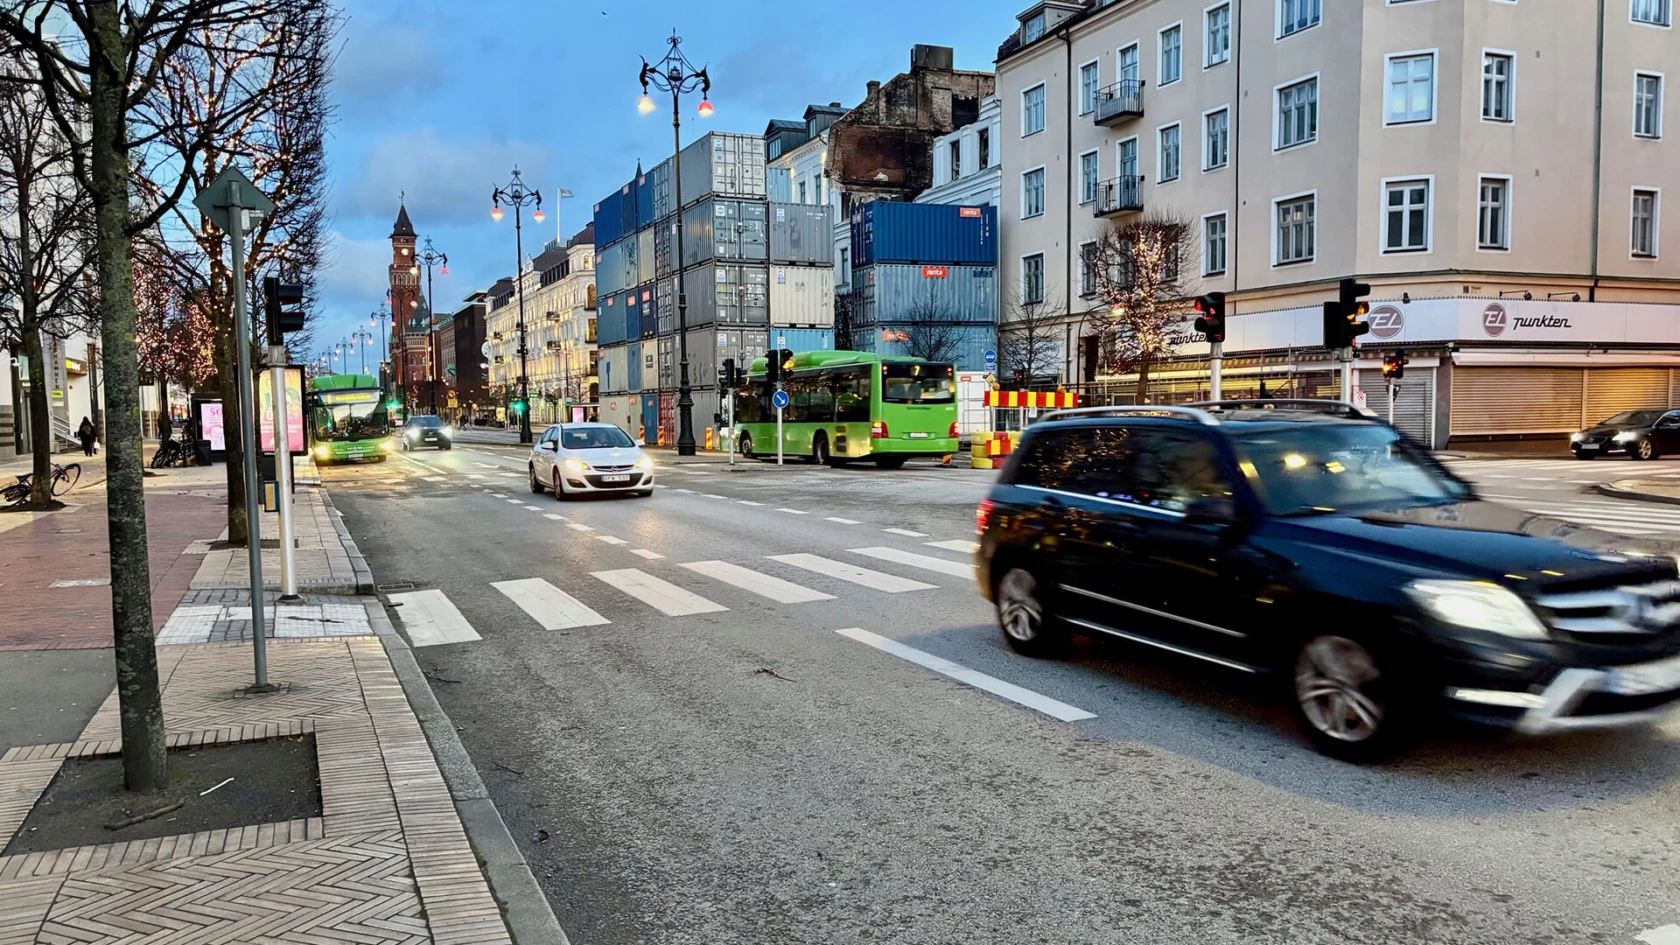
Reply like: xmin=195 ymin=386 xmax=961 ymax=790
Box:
xmin=1571 ymin=409 xmax=1680 ymax=460
xmin=400 ymin=415 xmax=454 ymax=451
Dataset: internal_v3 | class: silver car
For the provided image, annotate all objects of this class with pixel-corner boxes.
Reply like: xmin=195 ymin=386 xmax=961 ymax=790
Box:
xmin=528 ymin=422 xmax=655 ymax=498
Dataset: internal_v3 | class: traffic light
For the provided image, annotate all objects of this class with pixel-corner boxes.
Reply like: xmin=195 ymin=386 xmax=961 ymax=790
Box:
xmin=263 ymin=276 xmax=306 ymax=346
xmin=764 ymin=349 xmax=781 ymax=384
xmin=1193 ymin=291 xmax=1226 ymax=343
xmin=1381 ymin=351 xmax=1408 ymax=382
xmin=718 ymin=357 xmax=738 ymax=393
xmin=1322 ymin=278 xmax=1372 ymax=349
xmin=778 ymin=348 xmax=795 ymax=377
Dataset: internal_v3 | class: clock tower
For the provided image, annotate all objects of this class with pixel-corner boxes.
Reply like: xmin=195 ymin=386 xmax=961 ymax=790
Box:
xmin=388 ymin=204 xmax=419 ymax=403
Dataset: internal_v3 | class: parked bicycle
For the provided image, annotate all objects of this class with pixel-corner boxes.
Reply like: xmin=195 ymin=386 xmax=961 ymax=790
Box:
xmin=149 ymin=437 xmax=192 ymax=469
xmin=1 ymin=462 xmax=81 ymax=507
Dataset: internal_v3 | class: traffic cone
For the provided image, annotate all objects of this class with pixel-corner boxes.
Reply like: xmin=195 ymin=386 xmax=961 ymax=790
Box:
xmin=941 ymin=454 xmax=952 ymax=467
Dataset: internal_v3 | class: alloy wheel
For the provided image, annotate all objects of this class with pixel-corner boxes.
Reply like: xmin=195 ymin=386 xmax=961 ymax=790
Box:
xmin=1639 ymin=439 xmax=1655 ymax=460
xmin=1294 ymin=636 xmax=1385 ymax=743
xmin=998 ymin=568 xmax=1043 ymax=642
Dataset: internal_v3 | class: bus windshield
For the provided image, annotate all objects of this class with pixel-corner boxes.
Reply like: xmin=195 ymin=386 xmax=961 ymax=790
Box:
xmin=313 ymin=400 xmax=388 ymax=441
xmin=881 ymin=363 xmax=955 ymax=404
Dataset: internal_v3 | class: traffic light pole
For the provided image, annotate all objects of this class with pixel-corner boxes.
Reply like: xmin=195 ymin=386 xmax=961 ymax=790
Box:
xmin=269 ymin=349 xmax=297 ymax=601
xmin=227 ymin=198 xmax=274 ymax=691
xmin=1208 ymin=341 xmax=1222 ymax=400
xmin=1388 ymin=381 xmax=1397 ymax=424
xmin=1339 ymin=348 xmax=1355 ymax=404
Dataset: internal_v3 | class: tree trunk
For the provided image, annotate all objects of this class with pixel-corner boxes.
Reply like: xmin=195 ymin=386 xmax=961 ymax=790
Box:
xmin=1136 ymin=356 xmax=1153 ymax=405
xmin=216 ymin=311 xmax=249 ymax=546
xmin=23 ymin=319 xmax=53 ymax=505
xmin=89 ymin=0 xmax=167 ymax=793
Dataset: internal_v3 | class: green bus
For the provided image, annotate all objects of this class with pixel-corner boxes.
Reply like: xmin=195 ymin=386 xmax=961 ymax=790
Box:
xmin=306 ymin=374 xmax=395 ymax=464
xmin=732 ymin=351 xmax=958 ymax=467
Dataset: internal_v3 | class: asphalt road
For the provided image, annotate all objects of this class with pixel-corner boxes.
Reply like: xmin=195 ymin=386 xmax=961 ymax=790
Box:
xmin=323 ymin=443 xmax=1680 ymax=945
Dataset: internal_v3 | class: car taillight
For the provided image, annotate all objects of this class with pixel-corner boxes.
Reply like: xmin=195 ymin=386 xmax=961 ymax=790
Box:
xmin=975 ymin=499 xmax=995 ymax=534
xmin=871 ymin=421 xmax=887 ymax=439
xmin=948 ymin=421 xmax=958 ymax=438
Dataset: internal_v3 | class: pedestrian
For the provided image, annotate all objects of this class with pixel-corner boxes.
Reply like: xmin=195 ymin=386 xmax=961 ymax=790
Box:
xmin=76 ymin=416 xmax=96 ymax=456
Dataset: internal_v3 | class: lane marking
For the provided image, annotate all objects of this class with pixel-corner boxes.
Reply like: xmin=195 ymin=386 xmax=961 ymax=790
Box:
xmin=776 ymin=508 xmax=809 ymax=515
xmin=674 ymin=488 xmax=695 ymax=494
xmin=736 ymin=500 xmax=765 ymax=506
xmin=653 ymin=484 xmax=669 ymax=489
xmin=1637 ymin=925 xmax=1680 ymax=945
xmin=567 ymin=523 xmax=594 ymax=532
xmin=505 ymin=498 xmax=523 ymax=504
xmin=835 ymin=627 xmax=1096 ymax=722
xmin=543 ymin=513 xmax=566 ymax=521
xmin=882 ymin=527 xmax=928 ymax=538
xmin=769 ymin=554 xmax=936 ymax=592
xmin=630 ymin=549 xmax=664 ymax=560
xmin=849 ymin=546 xmax=975 ymax=578
xmin=592 ymin=568 xmax=728 ymax=616
xmin=523 ymin=505 xmax=542 ymax=511
xmin=467 ymin=473 xmax=486 ymax=479
xmin=488 ymin=493 xmax=507 ymax=498
xmin=702 ymin=493 xmax=728 ymax=499
xmin=387 ymin=590 xmax=481 ymax=646
xmin=825 ymin=517 xmax=861 ymax=525
xmin=492 ymin=578 xmax=610 ymax=629
xmin=925 ymin=539 xmax=979 ymax=554
xmin=596 ymin=535 xmax=628 ymax=545
xmin=680 ymin=560 xmax=835 ymax=603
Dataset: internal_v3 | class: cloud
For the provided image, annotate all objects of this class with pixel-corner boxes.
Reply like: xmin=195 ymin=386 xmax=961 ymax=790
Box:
xmin=339 ymin=127 xmax=550 ymax=230
xmin=331 ymin=19 xmax=446 ymax=117
xmin=318 ymin=230 xmax=393 ymax=305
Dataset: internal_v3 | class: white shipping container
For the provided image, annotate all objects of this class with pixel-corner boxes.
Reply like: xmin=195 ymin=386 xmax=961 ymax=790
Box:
xmin=643 ymin=338 xmax=663 ymax=395
xmin=769 ymin=266 xmax=835 ymax=327
xmin=601 ymin=344 xmax=631 ymax=394
xmin=599 ymin=394 xmax=636 ymax=436
xmin=636 ymin=228 xmax=656 ymax=285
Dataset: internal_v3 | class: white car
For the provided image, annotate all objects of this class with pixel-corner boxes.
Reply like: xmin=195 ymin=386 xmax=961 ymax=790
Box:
xmin=528 ymin=422 xmax=655 ymax=499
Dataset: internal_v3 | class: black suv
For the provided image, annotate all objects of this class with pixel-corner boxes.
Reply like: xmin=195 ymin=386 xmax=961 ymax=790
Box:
xmin=1570 ymin=408 xmax=1680 ymax=460
xmin=401 ymin=415 xmax=453 ymax=451
xmin=976 ymin=401 xmax=1680 ymax=760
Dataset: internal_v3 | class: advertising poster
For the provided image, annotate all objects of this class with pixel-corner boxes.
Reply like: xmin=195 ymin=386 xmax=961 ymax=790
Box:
xmin=258 ymin=367 xmax=306 ymax=452
xmin=201 ymin=402 xmax=226 ymax=451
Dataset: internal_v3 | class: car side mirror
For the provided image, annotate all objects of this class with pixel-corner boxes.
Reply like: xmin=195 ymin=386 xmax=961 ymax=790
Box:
xmin=1183 ymin=495 xmax=1239 ymax=527
xmin=636 ymin=438 xmax=646 ymax=446
xmin=541 ymin=441 xmax=556 ymax=451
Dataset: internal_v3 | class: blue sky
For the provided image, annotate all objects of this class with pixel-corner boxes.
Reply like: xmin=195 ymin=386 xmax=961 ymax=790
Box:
xmin=313 ymin=0 xmax=1023 ymax=365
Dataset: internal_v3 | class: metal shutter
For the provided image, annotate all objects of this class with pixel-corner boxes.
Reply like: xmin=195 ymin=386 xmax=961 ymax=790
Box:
xmin=1360 ymin=368 xmax=1434 ymax=446
xmin=1450 ymin=367 xmax=1583 ymax=436
xmin=1583 ymin=368 xmax=1671 ymax=426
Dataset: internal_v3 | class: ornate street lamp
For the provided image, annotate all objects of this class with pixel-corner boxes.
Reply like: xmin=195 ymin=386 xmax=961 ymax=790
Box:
xmin=492 ymin=168 xmax=544 ymax=444
xmin=371 ymin=308 xmax=391 ymax=386
xmin=639 ymin=29 xmax=713 ymax=456
xmin=411 ymin=237 xmax=449 ymax=414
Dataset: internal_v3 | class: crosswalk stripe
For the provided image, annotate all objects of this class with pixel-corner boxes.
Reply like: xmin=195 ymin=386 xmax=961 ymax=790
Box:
xmin=835 ymin=627 xmax=1096 ymax=722
xmin=849 ymin=546 xmax=975 ymax=578
xmin=596 ymin=535 xmax=628 ymax=545
xmin=505 ymin=498 xmax=523 ymax=504
xmin=492 ymin=578 xmax=610 ymax=629
xmin=592 ymin=568 xmax=728 ymax=616
xmin=925 ymin=539 xmax=979 ymax=554
xmin=769 ymin=554 xmax=936 ymax=592
xmin=736 ymin=500 xmax=764 ymax=506
xmin=1521 ymin=512 xmax=1669 ymax=534
xmin=630 ymin=549 xmax=664 ymax=560
xmin=387 ymin=590 xmax=481 ymax=646
xmin=680 ymin=560 xmax=835 ymax=603
xmin=523 ymin=505 xmax=542 ymax=511
xmin=882 ymin=527 xmax=928 ymax=538
xmin=825 ymin=517 xmax=862 ymax=525
xmin=702 ymin=493 xmax=727 ymax=499
xmin=543 ymin=513 xmax=566 ymax=521
xmin=567 ymin=523 xmax=594 ymax=532
xmin=1530 ymin=503 xmax=1680 ymax=519
xmin=776 ymin=508 xmax=809 ymax=515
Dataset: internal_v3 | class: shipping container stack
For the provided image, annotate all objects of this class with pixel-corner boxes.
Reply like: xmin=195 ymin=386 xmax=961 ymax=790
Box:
xmin=593 ymin=130 xmax=838 ymax=444
xmin=849 ymin=202 xmax=1000 ymax=372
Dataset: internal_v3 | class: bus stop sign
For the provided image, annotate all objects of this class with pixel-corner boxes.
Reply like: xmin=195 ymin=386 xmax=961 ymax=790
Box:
xmin=772 ymin=390 xmax=790 ymax=410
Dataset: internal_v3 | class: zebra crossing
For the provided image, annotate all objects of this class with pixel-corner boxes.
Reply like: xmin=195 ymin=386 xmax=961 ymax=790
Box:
xmin=1511 ymin=499 xmax=1680 ymax=537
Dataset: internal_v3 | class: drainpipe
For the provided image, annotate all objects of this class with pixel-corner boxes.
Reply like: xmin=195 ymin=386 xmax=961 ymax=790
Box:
xmin=1230 ymin=0 xmax=1243 ymax=300
xmin=1061 ymin=23 xmax=1075 ymax=384
xmin=1589 ymin=0 xmax=1606 ymax=301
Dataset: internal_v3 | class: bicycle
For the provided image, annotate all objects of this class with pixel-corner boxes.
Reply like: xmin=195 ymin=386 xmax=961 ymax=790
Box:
xmin=149 ymin=437 xmax=191 ymax=469
xmin=1 ymin=462 xmax=81 ymax=507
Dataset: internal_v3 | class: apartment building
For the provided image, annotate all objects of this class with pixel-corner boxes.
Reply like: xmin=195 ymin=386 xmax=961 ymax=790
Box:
xmin=917 ymin=95 xmax=1004 ymax=210
xmin=485 ymin=231 xmax=596 ymax=425
xmin=998 ymin=0 xmax=1680 ymax=446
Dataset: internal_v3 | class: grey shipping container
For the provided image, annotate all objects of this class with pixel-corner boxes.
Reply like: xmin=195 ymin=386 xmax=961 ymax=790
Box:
xmin=650 ymin=158 xmax=676 ymax=219
xmin=852 ymin=264 xmax=998 ymax=328
xmin=767 ymin=166 xmax=792 ymax=203
xmin=655 ymin=328 xmax=766 ymax=393
xmin=656 ymin=277 xmax=677 ymax=335
xmin=682 ymin=263 xmax=770 ymax=327
xmin=682 ymin=198 xmax=768 ymax=267
xmin=653 ymin=217 xmax=678 ymax=279
xmin=769 ymin=266 xmax=834 ymax=327
xmin=855 ymin=323 xmax=996 ymax=372
xmin=769 ymin=203 xmax=831 ymax=264
xmin=597 ymin=238 xmax=639 ymax=297
xmin=636 ymin=228 xmax=656 ymax=286
xmin=657 ymin=334 xmax=676 ymax=390
xmin=678 ymin=132 xmax=767 ymax=207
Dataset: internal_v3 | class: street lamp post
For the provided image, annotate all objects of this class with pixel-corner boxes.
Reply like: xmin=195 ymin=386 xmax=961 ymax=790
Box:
xmin=639 ymin=29 xmax=714 ymax=456
xmin=350 ymin=328 xmax=375 ymax=375
xmin=491 ymin=168 xmax=545 ymax=444
xmin=370 ymin=309 xmax=390 ymax=384
xmin=410 ymin=237 xmax=449 ymax=415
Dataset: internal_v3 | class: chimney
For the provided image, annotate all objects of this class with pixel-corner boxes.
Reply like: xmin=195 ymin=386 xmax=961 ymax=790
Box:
xmin=911 ymin=44 xmax=954 ymax=72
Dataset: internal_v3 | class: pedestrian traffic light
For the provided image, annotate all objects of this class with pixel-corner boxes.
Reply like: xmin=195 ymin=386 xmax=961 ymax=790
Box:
xmin=263 ymin=276 xmax=306 ymax=346
xmin=1193 ymin=291 xmax=1226 ymax=343
xmin=1382 ymin=351 xmax=1408 ymax=381
xmin=764 ymin=349 xmax=781 ymax=384
xmin=1322 ymin=278 xmax=1373 ymax=349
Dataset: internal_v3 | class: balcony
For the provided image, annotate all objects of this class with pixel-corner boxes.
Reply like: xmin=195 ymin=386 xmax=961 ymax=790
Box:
xmin=492 ymin=332 xmax=504 ymax=341
xmin=1094 ymin=80 xmax=1145 ymax=126
xmin=545 ymin=340 xmax=563 ymax=350
xmin=1094 ymin=176 xmax=1145 ymax=216
xmin=494 ymin=355 xmax=505 ymax=364
xmin=544 ymin=310 xmax=561 ymax=321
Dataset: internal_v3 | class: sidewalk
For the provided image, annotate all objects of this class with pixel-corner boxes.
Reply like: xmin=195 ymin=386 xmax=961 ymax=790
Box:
xmin=0 ymin=456 xmax=541 ymax=945
xmin=1595 ymin=478 xmax=1680 ymax=506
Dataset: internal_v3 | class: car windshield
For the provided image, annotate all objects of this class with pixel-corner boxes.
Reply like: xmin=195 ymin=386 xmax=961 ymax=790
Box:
xmin=1230 ymin=423 xmax=1471 ymax=517
xmin=409 ymin=416 xmax=443 ymax=428
xmin=562 ymin=427 xmax=634 ymax=450
xmin=1599 ymin=410 xmax=1663 ymax=427
xmin=881 ymin=363 xmax=956 ymax=404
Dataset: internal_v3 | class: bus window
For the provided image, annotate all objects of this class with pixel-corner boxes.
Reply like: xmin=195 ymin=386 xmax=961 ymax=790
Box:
xmin=806 ymin=373 xmax=835 ymax=422
xmin=832 ymin=367 xmax=870 ymax=423
xmin=881 ymin=363 xmax=956 ymax=404
xmin=734 ymin=387 xmax=762 ymax=424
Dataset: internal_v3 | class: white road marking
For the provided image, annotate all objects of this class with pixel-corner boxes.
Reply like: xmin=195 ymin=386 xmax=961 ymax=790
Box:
xmin=849 ymin=546 xmax=975 ymax=578
xmin=50 ymin=578 xmax=109 ymax=588
xmin=543 ymin=513 xmax=566 ymax=521
xmin=702 ymin=493 xmax=728 ymax=499
xmin=882 ymin=527 xmax=928 ymax=538
xmin=825 ymin=517 xmax=861 ymax=525
xmin=925 ymin=539 xmax=979 ymax=554
xmin=596 ymin=535 xmax=628 ymax=545
xmin=593 ymin=568 xmax=728 ymax=616
xmin=1637 ymin=925 xmax=1680 ymax=945
xmin=737 ymin=500 xmax=765 ymax=506
xmin=474 ymin=462 xmax=498 ymax=468
xmin=488 ymin=493 xmax=507 ymax=498
xmin=492 ymin=578 xmax=610 ymax=630
xmin=567 ymin=523 xmax=594 ymax=532
xmin=654 ymin=484 xmax=669 ymax=489
xmin=387 ymin=590 xmax=481 ymax=646
xmin=835 ymin=627 xmax=1096 ymax=722
xmin=769 ymin=554 xmax=936 ymax=592
xmin=776 ymin=508 xmax=809 ymax=515
xmin=505 ymin=498 xmax=523 ymax=504
xmin=630 ymin=549 xmax=664 ymax=560
xmin=422 ymin=476 xmax=445 ymax=482
xmin=523 ymin=505 xmax=542 ymax=511
xmin=680 ymin=560 xmax=835 ymax=603
xmin=467 ymin=473 xmax=486 ymax=479
xmin=674 ymin=488 xmax=695 ymax=494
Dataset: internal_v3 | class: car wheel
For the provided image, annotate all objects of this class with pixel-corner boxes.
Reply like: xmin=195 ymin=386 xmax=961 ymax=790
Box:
xmin=440 ymin=443 xmax=452 ymax=451
xmin=529 ymin=466 xmax=544 ymax=494
xmin=810 ymin=433 xmax=829 ymax=466
xmin=739 ymin=433 xmax=754 ymax=459
xmin=874 ymin=455 xmax=907 ymax=469
xmin=1636 ymin=438 xmax=1658 ymax=461
xmin=995 ymin=566 xmax=1065 ymax=658
xmin=1289 ymin=634 xmax=1406 ymax=762
xmin=553 ymin=471 xmax=570 ymax=501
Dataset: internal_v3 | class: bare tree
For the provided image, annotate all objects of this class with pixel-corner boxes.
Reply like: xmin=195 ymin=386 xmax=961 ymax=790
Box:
xmin=833 ymin=291 xmax=857 ymax=352
xmin=2 ymin=0 xmax=332 ymax=794
xmin=999 ymin=283 xmax=1063 ymax=388
xmin=0 ymin=55 xmax=94 ymax=507
xmin=1088 ymin=213 xmax=1198 ymax=404
xmin=898 ymin=288 xmax=963 ymax=363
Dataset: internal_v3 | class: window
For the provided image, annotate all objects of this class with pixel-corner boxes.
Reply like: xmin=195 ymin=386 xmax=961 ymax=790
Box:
xmin=1277 ymin=77 xmax=1318 ymax=149
xmin=797 ymin=180 xmax=807 ymax=204
xmin=977 ymin=128 xmax=991 ymax=168
xmin=1279 ymin=0 xmax=1321 ymax=37
xmin=1276 ymin=193 xmax=1316 ymax=265
xmin=1022 ymin=83 xmax=1046 ymax=136
xmin=1482 ymin=53 xmax=1513 ymax=122
xmin=1204 ymin=214 xmax=1227 ymax=275
xmin=1021 ymin=167 xmax=1046 ymax=218
xmin=1478 ymin=177 xmax=1510 ymax=250
xmin=1079 ymin=150 xmax=1100 ymax=204
xmin=1079 ymin=241 xmax=1099 ymax=297
xmin=949 ymin=140 xmax=962 ymax=180
xmin=1022 ymin=253 xmax=1045 ymax=304
xmin=1080 ymin=61 xmax=1100 ymax=115
xmin=1158 ymin=124 xmax=1181 ymax=182
xmin=1160 ymin=25 xmax=1182 ymax=85
xmin=1387 ymin=53 xmax=1436 ymax=124
xmin=1632 ymin=189 xmax=1659 ymax=257
xmin=840 ymin=248 xmax=849 ymax=273
xmin=1635 ymin=73 xmax=1664 ymax=138
xmin=1633 ymin=0 xmax=1671 ymax=25
xmin=1383 ymin=179 xmax=1431 ymax=252
xmin=1206 ymin=4 xmax=1231 ymax=66
xmin=1118 ymin=43 xmax=1140 ymax=84
xmin=1023 ymin=12 xmax=1046 ymax=42
xmin=1204 ymin=108 xmax=1229 ymax=169
xmin=1117 ymin=137 xmax=1139 ymax=179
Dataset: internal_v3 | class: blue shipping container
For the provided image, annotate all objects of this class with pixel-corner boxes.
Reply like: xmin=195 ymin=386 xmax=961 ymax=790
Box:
xmin=636 ymin=172 xmax=656 ymax=230
xmin=851 ymin=202 xmax=998 ymax=267
xmin=626 ymin=342 xmax=642 ymax=391
xmin=597 ymin=291 xmax=629 ymax=345
xmin=852 ymin=264 xmax=998 ymax=327
xmin=855 ymin=324 xmax=996 ymax=372
xmin=640 ymin=396 xmax=659 ymax=441
xmin=638 ymin=285 xmax=658 ymax=339
xmin=596 ymin=238 xmax=636 ymax=296
xmin=769 ymin=328 xmax=835 ymax=353
xmin=767 ymin=166 xmax=792 ymax=204
xmin=593 ymin=187 xmax=626 ymax=248
xmin=620 ymin=178 xmax=638 ymax=240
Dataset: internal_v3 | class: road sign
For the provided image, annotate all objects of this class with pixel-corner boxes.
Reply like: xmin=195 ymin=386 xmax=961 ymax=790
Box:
xmin=772 ymin=389 xmax=790 ymax=410
xmin=192 ymin=165 xmax=274 ymax=232
xmin=983 ymin=349 xmax=997 ymax=370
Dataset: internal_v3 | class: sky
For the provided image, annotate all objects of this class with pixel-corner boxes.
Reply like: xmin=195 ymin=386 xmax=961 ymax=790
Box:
xmin=311 ymin=0 xmax=1024 ymax=369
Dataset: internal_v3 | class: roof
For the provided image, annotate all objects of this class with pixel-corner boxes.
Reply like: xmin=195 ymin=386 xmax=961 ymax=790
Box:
xmin=805 ymin=102 xmax=849 ymax=119
xmin=391 ymin=204 xmax=415 ymax=239
xmin=764 ymin=118 xmax=805 ymax=134
xmin=531 ymin=244 xmax=569 ymax=272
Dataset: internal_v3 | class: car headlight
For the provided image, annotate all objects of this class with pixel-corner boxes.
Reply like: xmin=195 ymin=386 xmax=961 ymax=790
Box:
xmin=380 ymin=441 xmax=394 ymax=451
xmin=1614 ymin=431 xmax=1641 ymax=443
xmin=564 ymin=458 xmax=589 ymax=474
xmin=442 ymin=426 xmax=454 ymax=438
xmin=313 ymin=444 xmax=328 ymax=457
xmin=1405 ymin=580 xmax=1549 ymax=640
xmin=635 ymin=455 xmax=653 ymax=470
xmin=1570 ymin=432 xmax=1583 ymax=442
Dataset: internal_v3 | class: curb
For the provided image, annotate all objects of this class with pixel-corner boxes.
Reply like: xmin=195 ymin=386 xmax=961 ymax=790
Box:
xmin=317 ymin=489 xmax=376 ymax=595
xmin=1594 ymin=481 xmax=1680 ymax=507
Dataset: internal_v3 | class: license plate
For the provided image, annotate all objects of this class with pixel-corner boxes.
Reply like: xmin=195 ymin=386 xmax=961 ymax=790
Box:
xmin=600 ymin=475 xmax=631 ymax=483
xmin=1605 ymin=654 xmax=1680 ymax=696
xmin=1580 ymin=443 xmax=1600 ymax=450
xmin=907 ymin=431 xmax=930 ymax=439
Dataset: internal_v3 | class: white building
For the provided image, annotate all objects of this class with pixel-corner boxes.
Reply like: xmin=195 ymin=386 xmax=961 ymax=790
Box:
xmin=917 ymin=95 xmax=1003 ymax=210
xmin=767 ymin=104 xmax=850 ymax=288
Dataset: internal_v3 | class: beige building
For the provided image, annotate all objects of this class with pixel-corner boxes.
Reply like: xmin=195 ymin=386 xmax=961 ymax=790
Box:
xmin=486 ymin=233 xmax=596 ymax=425
xmin=998 ymin=0 xmax=1680 ymax=446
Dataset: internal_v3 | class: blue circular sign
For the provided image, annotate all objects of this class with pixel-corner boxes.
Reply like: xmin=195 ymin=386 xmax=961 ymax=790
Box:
xmin=983 ymin=349 xmax=997 ymax=366
xmin=772 ymin=390 xmax=790 ymax=410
